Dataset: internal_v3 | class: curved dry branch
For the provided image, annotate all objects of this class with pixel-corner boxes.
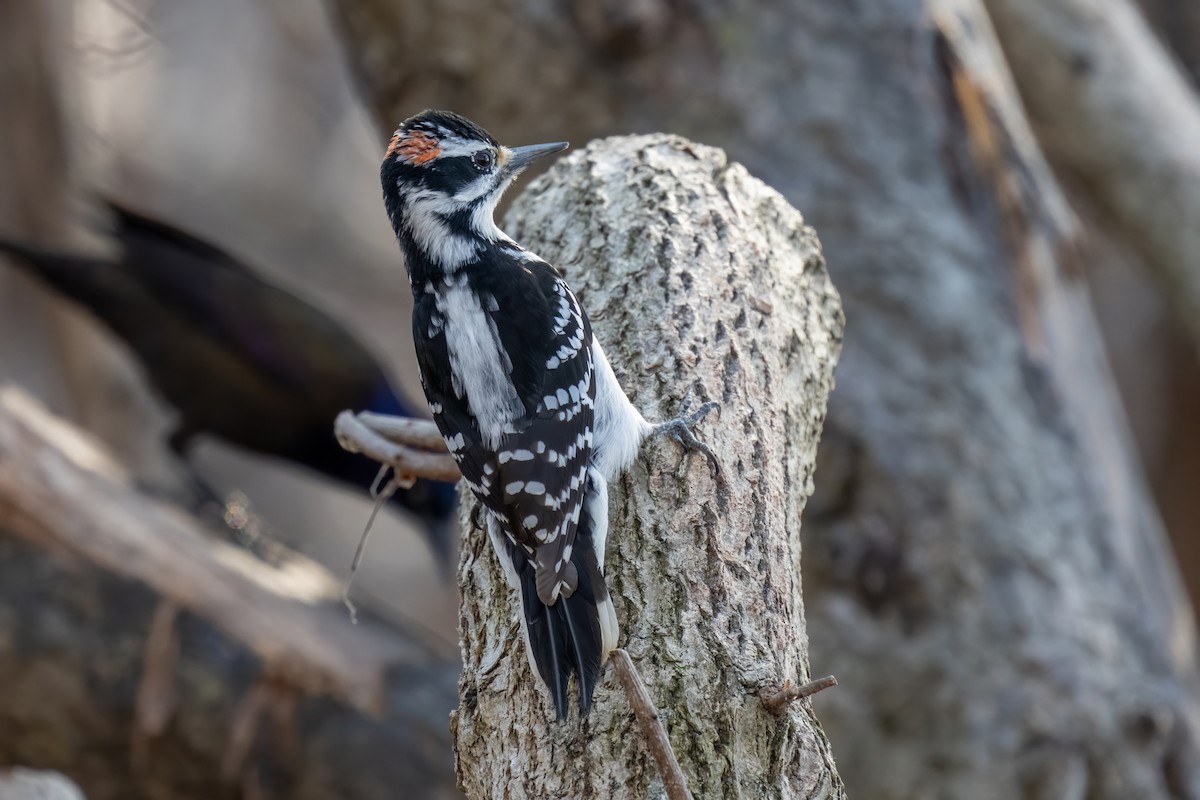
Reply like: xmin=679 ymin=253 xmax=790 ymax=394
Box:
xmin=334 ymin=409 xmax=461 ymax=483
xmin=0 ymin=388 xmax=462 ymax=796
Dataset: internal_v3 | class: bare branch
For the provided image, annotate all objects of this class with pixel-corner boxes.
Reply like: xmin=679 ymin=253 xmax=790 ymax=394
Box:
xmin=611 ymin=649 xmax=692 ymax=800
xmin=136 ymin=600 xmax=181 ymax=734
xmin=221 ymin=679 xmax=274 ymax=781
xmin=333 ymin=410 xmax=459 ymax=624
xmin=357 ymin=411 xmax=447 ymax=450
xmin=759 ymin=675 xmax=838 ymax=716
xmin=334 ymin=410 xmax=460 ymax=482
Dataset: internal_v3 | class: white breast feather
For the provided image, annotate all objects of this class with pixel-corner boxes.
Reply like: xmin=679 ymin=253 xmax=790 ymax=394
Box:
xmin=436 ymin=278 xmax=525 ymax=447
xmin=589 ymin=340 xmax=652 ymax=480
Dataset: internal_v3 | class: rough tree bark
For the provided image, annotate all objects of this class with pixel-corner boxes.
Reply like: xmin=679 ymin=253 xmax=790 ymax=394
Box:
xmin=451 ymin=136 xmax=844 ymax=798
xmin=331 ymin=0 xmax=1200 ymax=797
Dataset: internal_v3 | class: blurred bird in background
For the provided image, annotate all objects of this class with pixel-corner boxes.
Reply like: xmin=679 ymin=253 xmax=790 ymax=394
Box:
xmin=0 ymin=202 xmax=458 ymax=566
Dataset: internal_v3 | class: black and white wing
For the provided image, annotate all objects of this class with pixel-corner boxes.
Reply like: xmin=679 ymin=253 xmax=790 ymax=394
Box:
xmin=413 ymin=260 xmax=609 ymax=719
xmin=414 ymin=266 xmax=596 ymax=603
xmin=489 ymin=275 xmax=595 ymax=605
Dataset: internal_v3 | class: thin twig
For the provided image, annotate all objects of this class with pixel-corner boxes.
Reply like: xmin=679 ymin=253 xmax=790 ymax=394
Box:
xmin=334 ymin=411 xmax=460 ymax=624
xmin=221 ymin=680 xmax=272 ymax=781
xmin=334 ymin=411 xmax=460 ymax=482
xmin=759 ymin=675 xmax=838 ymax=716
xmin=611 ymin=649 xmax=692 ymax=800
xmin=342 ymin=475 xmax=400 ymax=625
xmin=132 ymin=600 xmax=181 ymax=771
xmin=135 ymin=600 xmax=181 ymax=736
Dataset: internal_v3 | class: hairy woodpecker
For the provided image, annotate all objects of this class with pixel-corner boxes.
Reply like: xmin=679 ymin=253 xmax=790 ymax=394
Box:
xmin=381 ymin=110 xmax=716 ymax=720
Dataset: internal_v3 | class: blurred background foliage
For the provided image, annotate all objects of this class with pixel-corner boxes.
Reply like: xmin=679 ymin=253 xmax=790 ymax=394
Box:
xmin=2 ymin=0 xmax=457 ymax=636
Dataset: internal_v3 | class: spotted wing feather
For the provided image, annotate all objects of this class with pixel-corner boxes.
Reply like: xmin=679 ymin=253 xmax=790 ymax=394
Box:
xmin=415 ymin=267 xmax=595 ymax=605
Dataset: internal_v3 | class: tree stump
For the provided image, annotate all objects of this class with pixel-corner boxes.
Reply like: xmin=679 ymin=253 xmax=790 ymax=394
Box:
xmin=450 ymin=135 xmax=845 ymax=798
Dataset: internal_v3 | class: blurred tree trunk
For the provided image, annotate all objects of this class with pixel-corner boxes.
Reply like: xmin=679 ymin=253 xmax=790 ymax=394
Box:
xmin=333 ymin=0 xmax=1200 ymax=797
xmin=981 ymin=0 xmax=1200 ymax=358
xmin=985 ymin=0 xmax=1200 ymax=626
xmin=1135 ymin=0 xmax=1200 ymax=86
xmin=0 ymin=0 xmax=176 ymax=488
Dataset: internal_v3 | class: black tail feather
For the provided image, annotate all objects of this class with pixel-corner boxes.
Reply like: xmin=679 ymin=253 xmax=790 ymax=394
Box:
xmin=519 ymin=560 xmax=572 ymax=719
xmin=559 ymin=576 xmax=603 ymax=714
xmin=513 ymin=521 xmax=607 ymax=721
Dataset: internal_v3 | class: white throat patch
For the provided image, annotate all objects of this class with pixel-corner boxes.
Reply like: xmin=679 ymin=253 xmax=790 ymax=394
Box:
xmin=465 ymin=173 xmax=517 ymax=242
xmin=401 ymin=185 xmax=481 ymax=270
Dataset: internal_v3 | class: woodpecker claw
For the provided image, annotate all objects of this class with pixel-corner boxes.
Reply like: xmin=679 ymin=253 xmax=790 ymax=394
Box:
xmin=653 ymin=392 xmax=721 ymax=475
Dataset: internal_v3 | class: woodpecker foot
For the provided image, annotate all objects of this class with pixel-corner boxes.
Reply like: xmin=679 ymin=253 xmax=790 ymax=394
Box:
xmin=653 ymin=388 xmax=720 ymax=474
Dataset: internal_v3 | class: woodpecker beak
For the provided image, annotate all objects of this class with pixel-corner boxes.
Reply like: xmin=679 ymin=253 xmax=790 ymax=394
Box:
xmin=505 ymin=141 xmax=569 ymax=175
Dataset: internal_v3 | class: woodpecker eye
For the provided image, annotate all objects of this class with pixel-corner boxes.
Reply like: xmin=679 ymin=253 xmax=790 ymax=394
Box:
xmin=471 ymin=150 xmax=495 ymax=171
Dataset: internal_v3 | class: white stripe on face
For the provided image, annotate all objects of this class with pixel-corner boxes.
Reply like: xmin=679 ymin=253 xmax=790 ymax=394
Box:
xmin=454 ymin=173 xmax=496 ymax=204
xmin=402 ymin=186 xmax=481 ymax=269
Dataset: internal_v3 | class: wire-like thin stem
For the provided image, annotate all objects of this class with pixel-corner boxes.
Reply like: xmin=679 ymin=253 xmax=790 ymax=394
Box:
xmin=341 ymin=476 xmax=399 ymax=625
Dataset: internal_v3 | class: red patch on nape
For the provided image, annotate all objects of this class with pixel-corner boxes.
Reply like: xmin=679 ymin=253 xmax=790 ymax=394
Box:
xmin=387 ymin=129 xmax=440 ymax=165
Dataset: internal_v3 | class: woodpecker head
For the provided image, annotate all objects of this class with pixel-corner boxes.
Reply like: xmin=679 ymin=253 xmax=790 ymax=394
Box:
xmin=380 ymin=110 xmax=568 ymax=270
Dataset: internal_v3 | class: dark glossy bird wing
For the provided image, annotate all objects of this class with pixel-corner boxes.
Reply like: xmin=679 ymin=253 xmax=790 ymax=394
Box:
xmin=109 ymin=202 xmax=385 ymax=405
xmin=490 ymin=275 xmax=595 ymax=606
xmin=108 ymin=202 xmax=250 ymax=271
